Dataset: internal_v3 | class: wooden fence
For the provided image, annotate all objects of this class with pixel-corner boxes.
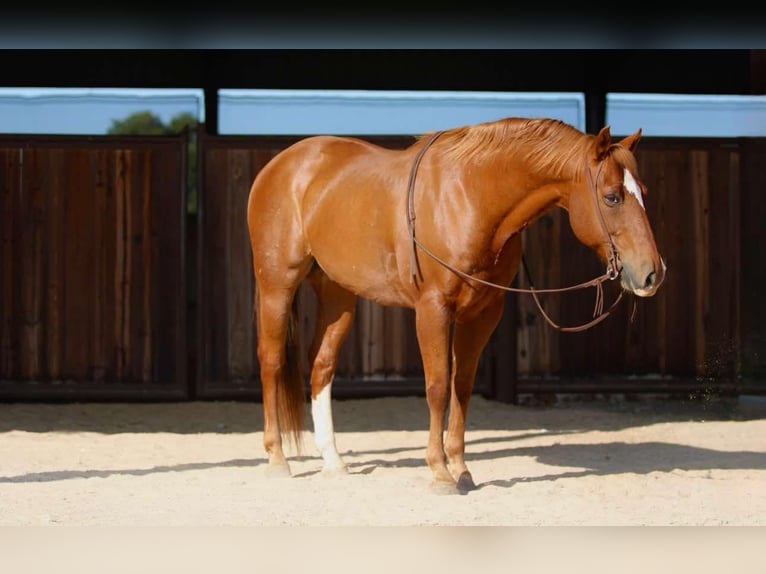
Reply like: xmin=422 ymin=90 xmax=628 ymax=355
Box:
xmin=1 ymin=133 xmax=764 ymax=402
xmin=510 ymin=138 xmax=758 ymax=398
xmin=0 ymin=136 xmax=188 ymax=399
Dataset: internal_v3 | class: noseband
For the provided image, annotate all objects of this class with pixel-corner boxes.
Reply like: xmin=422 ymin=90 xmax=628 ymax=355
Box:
xmin=405 ymin=130 xmax=628 ymax=333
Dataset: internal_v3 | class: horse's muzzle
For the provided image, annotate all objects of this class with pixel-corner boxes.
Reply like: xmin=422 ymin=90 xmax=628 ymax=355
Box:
xmin=622 ymin=257 xmax=666 ymax=297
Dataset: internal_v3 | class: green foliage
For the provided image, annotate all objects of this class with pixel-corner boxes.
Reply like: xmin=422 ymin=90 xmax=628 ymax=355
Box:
xmin=108 ymin=110 xmax=200 ymax=213
xmin=168 ymin=112 xmax=198 ymax=134
xmin=107 ymin=110 xmax=168 ymax=135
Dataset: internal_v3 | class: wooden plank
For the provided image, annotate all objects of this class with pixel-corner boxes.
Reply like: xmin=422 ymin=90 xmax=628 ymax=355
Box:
xmin=18 ymin=149 xmax=44 ymax=378
xmin=126 ymin=151 xmax=146 ymax=381
xmin=704 ymin=148 xmax=740 ymax=378
xmin=45 ymin=149 xmax=65 ymax=380
xmin=101 ymin=150 xmax=118 ymax=381
xmin=141 ymin=151 xmax=153 ymax=382
xmin=1 ymin=148 xmax=18 ymax=377
xmin=91 ymin=150 xmax=107 ymax=382
xmin=152 ymin=145 xmax=184 ymax=385
xmin=203 ymin=148 xmax=232 ymax=381
xmin=226 ymin=149 xmax=254 ymax=380
xmin=739 ymin=140 xmax=766 ymax=381
xmin=658 ymin=148 xmax=694 ymax=375
xmin=62 ymin=149 xmax=95 ymax=379
xmin=114 ymin=149 xmax=133 ymax=379
xmin=690 ymin=150 xmax=710 ymax=376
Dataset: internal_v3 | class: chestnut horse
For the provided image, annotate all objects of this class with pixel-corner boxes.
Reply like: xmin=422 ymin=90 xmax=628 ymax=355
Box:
xmin=247 ymin=117 xmax=665 ymax=494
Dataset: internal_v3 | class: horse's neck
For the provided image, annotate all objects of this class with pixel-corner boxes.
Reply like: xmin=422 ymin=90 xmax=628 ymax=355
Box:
xmin=478 ymin=155 xmax=577 ymax=254
xmin=487 ymin=145 xmax=576 ymax=205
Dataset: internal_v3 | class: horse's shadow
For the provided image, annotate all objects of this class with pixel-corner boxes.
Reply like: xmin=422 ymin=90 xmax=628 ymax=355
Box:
xmin=471 ymin=439 xmax=766 ymax=489
xmin=293 ymin=431 xmax=766 ymax=488
xmin=2 ymin=434 xmax=764 ymax=487
xmin=0 ymin=458 xmax=267 ymax=484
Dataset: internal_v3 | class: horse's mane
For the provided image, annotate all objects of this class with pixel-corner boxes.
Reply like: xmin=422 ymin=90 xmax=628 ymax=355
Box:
xmin=419 ymin=117 xmax=601 ymax=180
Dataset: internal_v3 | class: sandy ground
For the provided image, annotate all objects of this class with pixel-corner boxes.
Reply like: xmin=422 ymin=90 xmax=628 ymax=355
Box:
xmin=1 ymin=393 xmax=765 ymax=527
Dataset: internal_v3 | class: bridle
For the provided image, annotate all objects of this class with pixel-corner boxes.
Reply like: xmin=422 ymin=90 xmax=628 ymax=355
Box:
xmin=405 ymin=130 xmax=630 ymax=333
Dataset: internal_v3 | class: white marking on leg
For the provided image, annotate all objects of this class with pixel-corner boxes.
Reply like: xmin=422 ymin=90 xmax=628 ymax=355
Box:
xmin=311 ymin=379 xmax=347 ymax=473
xmin=623 ymin=168 xmax=645 ymax=210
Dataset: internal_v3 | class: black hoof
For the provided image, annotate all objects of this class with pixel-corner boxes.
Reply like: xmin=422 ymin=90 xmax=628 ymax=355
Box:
xmin=456 ymin=471 xmax=477 ymax=493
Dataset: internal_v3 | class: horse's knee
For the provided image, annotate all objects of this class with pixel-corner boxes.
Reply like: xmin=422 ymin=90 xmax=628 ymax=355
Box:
xmin=425 ymin=379 xmax=450 ymax=406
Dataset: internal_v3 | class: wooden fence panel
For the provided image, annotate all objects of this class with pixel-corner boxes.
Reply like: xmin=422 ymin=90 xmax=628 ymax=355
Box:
xmin=0 ymin=136 xmax=187 ymax=399
xmin=3 ymin=134 xmax=764 ymax=402
xmin=518 ymin=138 xmax=747 ymax=396
xmin=739 ymin=139 xmax=766 ymax=388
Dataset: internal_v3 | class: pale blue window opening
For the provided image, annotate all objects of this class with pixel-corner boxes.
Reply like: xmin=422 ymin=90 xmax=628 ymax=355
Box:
xmin=0 ymin=88 xmax=205 ymax=135
xmin=2 ymin=88 xmax=765 ymax=138
xmin=606 ymin=93 xmax=766 ymax=137
xmin=217 ymin=89 xmax=587 ymax=135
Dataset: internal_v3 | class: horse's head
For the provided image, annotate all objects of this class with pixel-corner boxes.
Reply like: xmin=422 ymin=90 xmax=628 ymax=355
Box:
xmin=568 ymin=126 xmax=666 ymax=297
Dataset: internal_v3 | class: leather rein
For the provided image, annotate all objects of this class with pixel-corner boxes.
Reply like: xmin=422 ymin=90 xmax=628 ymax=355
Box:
xmin=405 ymin=130 xmax=629 ymax=333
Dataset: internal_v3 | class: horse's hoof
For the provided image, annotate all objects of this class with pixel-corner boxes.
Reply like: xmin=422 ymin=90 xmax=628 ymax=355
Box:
xmin=265 ymin=463 xmax=292 ymax=478
xmin=429 ymin=481 xmax=463 ymax=496
xmin=456 ymin=471 xmax=477 ymax=493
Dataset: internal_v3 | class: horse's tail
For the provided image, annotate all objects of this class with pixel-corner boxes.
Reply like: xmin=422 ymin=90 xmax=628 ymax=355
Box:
xmin=280 ymin=292 xmax=306 ymax=454
xmin=253 ymin=282 xmax=306 ymax=455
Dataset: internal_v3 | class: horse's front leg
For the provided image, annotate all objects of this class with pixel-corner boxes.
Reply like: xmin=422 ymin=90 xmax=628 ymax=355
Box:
xmin=447 ymin=295 xmax=505 ymax=492
xmin=414 ymin=295 xmax=456 ymax=494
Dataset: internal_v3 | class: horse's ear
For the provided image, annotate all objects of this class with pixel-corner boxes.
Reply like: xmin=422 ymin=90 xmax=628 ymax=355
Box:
xmin=618 ymin=128 xmax=642 ymax=152
xmin=593 ymin=125 xmax=612 ymax=161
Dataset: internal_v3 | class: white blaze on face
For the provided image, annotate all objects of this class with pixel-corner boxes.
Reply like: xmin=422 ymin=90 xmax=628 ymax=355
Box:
xmin=623 ymin=168 xmax=645 ymax=210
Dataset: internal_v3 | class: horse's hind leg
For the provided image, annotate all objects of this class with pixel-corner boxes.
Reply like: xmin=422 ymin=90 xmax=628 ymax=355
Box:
xmin=255 ymin=280 xmax=306 ymax=477
xmin=307 ymin=268 xmax=357 ymax=475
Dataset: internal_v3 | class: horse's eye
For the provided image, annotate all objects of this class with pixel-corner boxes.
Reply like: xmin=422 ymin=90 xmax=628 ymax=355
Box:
xmin=604 ymin=193 xmax=621 ymax=206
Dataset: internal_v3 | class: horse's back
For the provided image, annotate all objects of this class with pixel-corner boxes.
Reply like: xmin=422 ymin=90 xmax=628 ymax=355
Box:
xmin=249 ymin=135 xmax=401 ymax=205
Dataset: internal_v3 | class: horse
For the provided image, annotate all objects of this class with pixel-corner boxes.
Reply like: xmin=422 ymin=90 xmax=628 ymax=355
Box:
xmin=246 ymin=116 xmax=666 ymax=494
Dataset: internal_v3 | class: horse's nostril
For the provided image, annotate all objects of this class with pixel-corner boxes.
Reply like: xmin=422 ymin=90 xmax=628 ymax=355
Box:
xmin=644 ymin=271 xmax=656 ymax=289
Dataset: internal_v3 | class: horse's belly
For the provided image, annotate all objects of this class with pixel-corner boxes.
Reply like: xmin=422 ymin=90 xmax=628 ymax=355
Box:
xmin=312 ymin=246 xmax=412 ymax=308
